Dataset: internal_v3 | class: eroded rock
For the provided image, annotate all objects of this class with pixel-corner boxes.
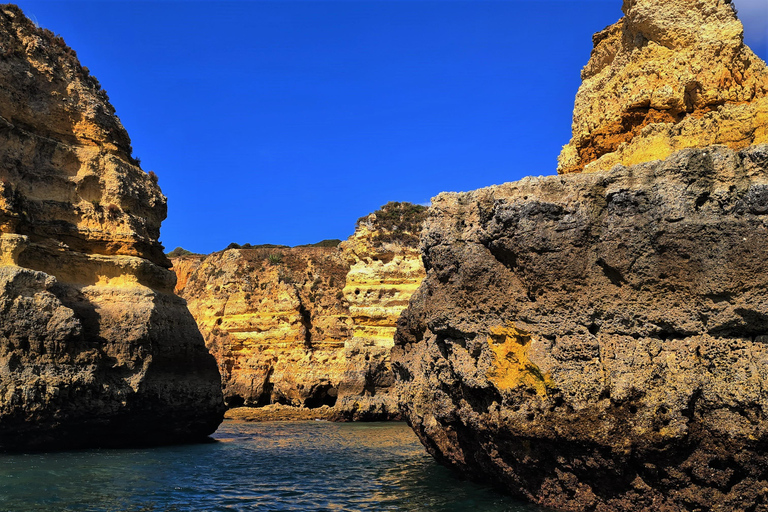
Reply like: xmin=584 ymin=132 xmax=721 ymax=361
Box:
xmin=174 ymin=202 xmax=426 ymax=420
xmin=394 ymin=145 xmax=768 ymax=511
xmin=558 ymin=0 xmax=768 ymax=174
xmin=0 ymin=5 xmax=224 ymax=450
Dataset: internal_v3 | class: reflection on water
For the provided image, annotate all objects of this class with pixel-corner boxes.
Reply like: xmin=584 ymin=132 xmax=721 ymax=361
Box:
xmin=0 ymin=420 xmax=546 ymax=511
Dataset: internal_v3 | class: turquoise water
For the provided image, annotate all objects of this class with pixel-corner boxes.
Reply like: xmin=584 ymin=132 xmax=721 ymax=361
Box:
xmin=0 ymin=420 xmax=546 ymax=512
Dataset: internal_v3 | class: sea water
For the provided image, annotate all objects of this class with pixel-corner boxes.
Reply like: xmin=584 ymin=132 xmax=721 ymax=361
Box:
xmin=0 ymin=420 xmax=547 ymax=511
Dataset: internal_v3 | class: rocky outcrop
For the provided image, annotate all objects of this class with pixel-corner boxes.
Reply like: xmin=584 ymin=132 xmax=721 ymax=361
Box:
xmin=0 ymin=5 xmax=224 ymax=450
xmin=394 ymin=144 xmax=768 ymax=511
xmin=174 ymin=202 xmax=426 ymax=420
xmin=175 ymin=247 xmax=353 ymax=412
xmin=557 ymin=0 xmax=768 ymax=174
xmin=338 ymin=205 xmax=427 ymax=417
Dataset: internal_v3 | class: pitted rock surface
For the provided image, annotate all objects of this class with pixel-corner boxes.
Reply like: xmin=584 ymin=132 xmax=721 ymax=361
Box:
xmin=395 ymin=145 xmax=768 ymax=511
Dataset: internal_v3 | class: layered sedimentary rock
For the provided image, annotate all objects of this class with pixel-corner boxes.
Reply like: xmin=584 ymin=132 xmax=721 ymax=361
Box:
xmin=337 ymin=206 xmax=426 ymax=417
xmin=394 ymin=144 xmax=768 ymax=511
xmin=0 ymin=5 xmax=224 ymax=450
xmin=174 ymin=202 xmax=426 ymax=419
xmin=557 ymin=0 xmax=768 ymax=174
xmin=175 ymin=247 xmax=352 ymax=411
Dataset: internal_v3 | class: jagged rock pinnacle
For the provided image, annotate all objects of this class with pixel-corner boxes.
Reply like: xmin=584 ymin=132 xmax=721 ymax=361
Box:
xmin=558 ymin=0 xmax=768 ymax=174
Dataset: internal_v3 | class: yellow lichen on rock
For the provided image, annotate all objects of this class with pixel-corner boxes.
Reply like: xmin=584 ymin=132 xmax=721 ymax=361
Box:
xmin=558 ymin=0 xmax=768 ymax=174
xmin=487 ymin=324 xmax=554 ymax=396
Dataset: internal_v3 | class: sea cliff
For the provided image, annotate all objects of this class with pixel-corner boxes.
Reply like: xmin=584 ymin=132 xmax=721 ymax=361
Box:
xmin=0 ymin=5 xmax=224 ymax=450
xmin=393 ymin=0 xmax=768 ymax=510
xmin=557 ymin=0 xmax=768 ymax=175
xmin=394 ymin=145 xmax=768 ymax=511
xmin=173 ymin=202 xmax=425 ymax=420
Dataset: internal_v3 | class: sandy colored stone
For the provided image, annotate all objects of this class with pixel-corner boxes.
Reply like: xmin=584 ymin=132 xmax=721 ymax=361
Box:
xmin=394 ymin=144 xmax=768 ymax=511
xmin=174 ymin=203 xmax=426 ymax=420
xmin=0 ymin=5 xmax=224 ymax=450
xmin=175 ymin=247 xmax=352 ymax=411
xmin=558 ymin=0 xmax=768 ymax=174
xmin=225 ymin=405 xmax=336 ymax=422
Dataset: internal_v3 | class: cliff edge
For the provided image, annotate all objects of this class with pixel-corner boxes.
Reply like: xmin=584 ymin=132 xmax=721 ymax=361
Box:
xmin=558 ymin=0 xmax=768 ymax=174
xmin=393 ymin=0 xmax=768 ymax=509
xmin=395 ymin=145 xmax=768 ymax=511
xmin=0 ymin=5 xmax=224 ymax=450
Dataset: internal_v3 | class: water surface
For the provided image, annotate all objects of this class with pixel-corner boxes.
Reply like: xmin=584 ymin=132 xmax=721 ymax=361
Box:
xmin=0 ymin=420 xmax=547 ymax=511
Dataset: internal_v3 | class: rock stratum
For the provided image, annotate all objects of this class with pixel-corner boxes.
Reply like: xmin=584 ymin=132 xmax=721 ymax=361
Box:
xmin=395 ymin=144 xmax=768 ymax=511
xmin=557 ymin=0 xmax=768 ymax=174
xmin=0 ymin=5 xmax=224 ymax=450
xmin=173 ymin=202 xmax=426 ymax=420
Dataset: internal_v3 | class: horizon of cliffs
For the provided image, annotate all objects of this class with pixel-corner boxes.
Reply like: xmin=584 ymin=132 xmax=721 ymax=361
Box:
xmin=171 ymin=201 xmax=427 ymax=420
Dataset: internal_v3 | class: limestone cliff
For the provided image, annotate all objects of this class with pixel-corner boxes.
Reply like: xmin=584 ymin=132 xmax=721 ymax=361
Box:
xmin=558 ymin=0 xmax=768 ymax=174
xmin=338 ymin=204 xmax=427 ymax=416
xmin=0 ymin=5 xmax=224 ymax=450
xmin=395 ymin=146 xmax=768 ymax=511
xmin=175 ymin=247 xmax=352 ymax=412
xmin=174 ymin=202 xmax=426 ymax=420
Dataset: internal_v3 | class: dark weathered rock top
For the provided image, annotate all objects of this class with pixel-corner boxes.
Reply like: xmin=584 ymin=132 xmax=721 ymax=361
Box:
xmin=395 ymin=145 xmax=768 ymax=511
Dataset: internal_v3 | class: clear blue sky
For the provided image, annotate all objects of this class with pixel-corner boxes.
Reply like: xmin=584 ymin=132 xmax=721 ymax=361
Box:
xmin=12 ymin=0 xmax=768 ymax=254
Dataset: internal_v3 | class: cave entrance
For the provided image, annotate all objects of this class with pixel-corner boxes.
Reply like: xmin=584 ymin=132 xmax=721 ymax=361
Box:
xmin=226 ymin=394 xmax=245 ymax=408
xmin=304 ymin=383 xmax=338 ymax=408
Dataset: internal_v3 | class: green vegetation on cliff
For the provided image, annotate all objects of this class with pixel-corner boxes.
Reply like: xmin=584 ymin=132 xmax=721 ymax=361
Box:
xmin=357 ymin=202 xmax=428 ymax=247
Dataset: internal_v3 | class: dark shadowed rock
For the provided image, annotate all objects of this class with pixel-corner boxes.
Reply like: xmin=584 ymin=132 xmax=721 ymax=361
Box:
xmin=394 ymin=145 xmax=768 ymax=511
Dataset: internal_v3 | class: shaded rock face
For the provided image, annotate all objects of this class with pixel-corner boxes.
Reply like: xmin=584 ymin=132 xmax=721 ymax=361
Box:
xmin=0 ymin=5 xmax=224 ymax=450
xmin=558 ymin=0 xmax=768 ymax=174
xmin=174 ymin=203 xmax=426 ymax=420
xmin=394 ymin=145 xmax=768 ymax=511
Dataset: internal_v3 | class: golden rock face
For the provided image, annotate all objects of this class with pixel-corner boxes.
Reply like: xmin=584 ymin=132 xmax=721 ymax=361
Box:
xmin=175 ymin=247 xmax=352 ymax=411
xmin=174 ymin=203 xmax=427 ymax=419
xmin=558 ymin=0 xmax=768 ymax=174
xmin=341 ymin=223 xmax=425 ymax=355
xmin=0 ymin=5 xmax=224 ymax=450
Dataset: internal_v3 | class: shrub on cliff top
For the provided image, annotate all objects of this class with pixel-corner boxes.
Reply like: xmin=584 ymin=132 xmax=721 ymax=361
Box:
xmin=357 ymin=202 xmax=428 ymax=232
xmin=357 ymin=202 xmax=428 ymax=247
xmin=225 ymin=243 xmax=288 ymax=251
xmin=295 ymin=239 xmax=342 ymax=248
xmin=167 ymin=247 xmax=196 ymax=257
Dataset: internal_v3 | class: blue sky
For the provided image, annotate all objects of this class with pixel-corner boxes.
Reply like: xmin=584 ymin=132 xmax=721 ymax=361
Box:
xmin=12 ymin=0 xmax=768 ymax=254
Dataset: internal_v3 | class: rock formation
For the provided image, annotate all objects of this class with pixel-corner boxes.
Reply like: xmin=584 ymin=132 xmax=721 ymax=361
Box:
xmin=394 ymin=145 xmax=768 ymax=511
xmin=393 ymin=1 xmax=768 ymax=509
xmin=0 ymin=5 xmax=224 ymax=450
xmin=174 ymin=247 xmax=353 ymax=412
xmin=557 ymin=0 xmax=768 ymax=174
xmin=173 ymin=202 xmax=426 ymax=420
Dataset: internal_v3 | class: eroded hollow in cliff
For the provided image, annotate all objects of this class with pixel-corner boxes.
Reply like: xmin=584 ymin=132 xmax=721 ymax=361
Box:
xmin=227 ymin=394 xmax=246 ymax=408
xmin=304 ymin=383 xmax=338 ymax=408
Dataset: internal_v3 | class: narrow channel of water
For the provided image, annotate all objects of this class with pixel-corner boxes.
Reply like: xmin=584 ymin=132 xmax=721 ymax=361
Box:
xmin=0 ymin=420 xmax=547 ymax=511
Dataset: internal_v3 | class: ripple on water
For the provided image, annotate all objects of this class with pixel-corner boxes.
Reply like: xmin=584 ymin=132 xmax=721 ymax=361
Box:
xmin=0 ymin=420 xmax=547 ymax=512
